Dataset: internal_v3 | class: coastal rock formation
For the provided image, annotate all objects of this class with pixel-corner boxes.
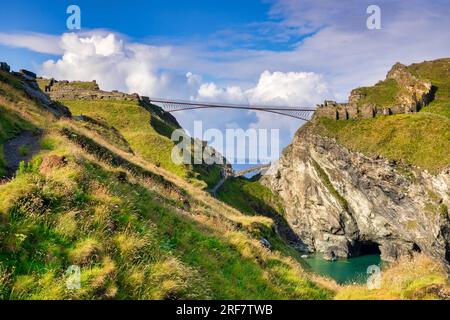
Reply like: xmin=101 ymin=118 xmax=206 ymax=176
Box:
xmin=315 ymin=62 xmax=433 ymax=120
xmin=261 ymin=127 xmax=450 ymax=265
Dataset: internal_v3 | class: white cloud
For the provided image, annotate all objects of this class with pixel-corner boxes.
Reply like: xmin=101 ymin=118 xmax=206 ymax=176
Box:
xmin=16 ymin=31 xmax=326 ymax=163
xmin=247 ymin=70 xmax=330 ymax=106
xmin=41 ymin=33 xmax=183 ymax=98
xmin=0 ymin=32 xmax=62 ymax=54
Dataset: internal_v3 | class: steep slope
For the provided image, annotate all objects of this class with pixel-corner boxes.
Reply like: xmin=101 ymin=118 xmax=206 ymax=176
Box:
xmin=262 ymin=59 xmax=450 ymax=265
xmin=0 ymin=68 xmax=333 ymax=299
xmin=37 ymin=78 xmax=227 ymax=189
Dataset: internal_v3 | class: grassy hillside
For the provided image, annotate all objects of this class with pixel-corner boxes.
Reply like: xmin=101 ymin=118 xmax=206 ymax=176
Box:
xmin=217 ymin=176 xmax=284 ymax=217
xmin=313 ymin=59 xmax=450 ymax=174
xmin=313 ymin=114 xmax=450 ymax=173
xmin=336 ymin=254 xmax=450 ymax=300
xmin=62 ymin=100 xmax=186 ymax=177
xmin=410 ymin=58 xmax=450 ymax=118
xmin=353 ymin=79 xmax=400 ymax=108
xmin=60 ymin=99 xmax=224 ymax=189
xmin=0 ymin=142 xmax=329 ymax=299
xmin=0 ymin=70 xmax=334 ymax=300
xmin=0 ymin=67 xmax=448 ymax=300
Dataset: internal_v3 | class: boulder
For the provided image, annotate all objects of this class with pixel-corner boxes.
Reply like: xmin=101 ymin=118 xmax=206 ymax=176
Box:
xmin=0 ymin=62 xmax=10 ymax=72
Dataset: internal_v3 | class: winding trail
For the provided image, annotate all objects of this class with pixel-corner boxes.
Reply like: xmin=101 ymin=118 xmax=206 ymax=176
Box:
xmin=209 ymin=174 xmax=228 ymax=196
xmin=2 ymin=130 xmax=42 ymax=179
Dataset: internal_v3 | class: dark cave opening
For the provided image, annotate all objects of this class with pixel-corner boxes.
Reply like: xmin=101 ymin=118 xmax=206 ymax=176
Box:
xmin=412 ymin=243 xmax=422 ymax=253
xmin=353 ymin=241 xmax=381 ymax=257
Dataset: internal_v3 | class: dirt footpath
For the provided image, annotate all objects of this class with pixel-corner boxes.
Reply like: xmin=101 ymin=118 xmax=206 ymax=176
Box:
xmin=3 ymin=130 xmax=42 ymax=178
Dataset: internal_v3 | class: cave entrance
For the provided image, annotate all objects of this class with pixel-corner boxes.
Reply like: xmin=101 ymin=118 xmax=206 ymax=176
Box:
xmin=412 ymin=243 xmax=422 ymax=253
xmin=353 ymin=240 xmax=381 ymax=257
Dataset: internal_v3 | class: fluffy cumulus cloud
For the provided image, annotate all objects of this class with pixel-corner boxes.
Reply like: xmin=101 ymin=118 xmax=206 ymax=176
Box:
xmin=40 ymin=32 xmax=191 ymax=99
xmin=35 ymin=31 xmax=331 ymax=159
xmin=196 ymin=70 xmax=329 ymax=106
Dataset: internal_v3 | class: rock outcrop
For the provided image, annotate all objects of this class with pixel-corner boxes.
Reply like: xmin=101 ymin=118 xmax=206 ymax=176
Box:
xmin=41 ymin=79 xmax=140 ymax=101
xmin=315 ymin=62 xmax=434 ymax=120
xmin=261 ymin=127 xmax=450 ymax=264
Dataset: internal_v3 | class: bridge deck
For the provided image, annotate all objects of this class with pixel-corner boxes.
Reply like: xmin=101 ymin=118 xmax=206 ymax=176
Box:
xmin=149 ymin=98 xmax=316 ymax=121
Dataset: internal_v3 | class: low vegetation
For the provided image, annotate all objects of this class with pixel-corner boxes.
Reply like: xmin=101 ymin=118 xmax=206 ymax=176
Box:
xmin=410 ymin=58 xmax=450 ymax=118
xmin=217 ymin=176 xmax=284 ymax=217
xmin=336 ymin=254 xmax=450 ymax=300
xmin=61 ymin=100 xmax=222 ymax=189
xmin=313 ymin=59 xmax=450 ymax=174
xmin=313 ymin=113 xmax=450 ymax=174
xmin=0 ymin=105 xmax=34 ymax=176
xmin=353 ymin=79 xmax=400 ymax=108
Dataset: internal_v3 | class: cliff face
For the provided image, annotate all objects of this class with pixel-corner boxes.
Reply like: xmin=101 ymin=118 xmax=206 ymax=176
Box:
xmin=261 ymin=127 xmax=450 ymax=264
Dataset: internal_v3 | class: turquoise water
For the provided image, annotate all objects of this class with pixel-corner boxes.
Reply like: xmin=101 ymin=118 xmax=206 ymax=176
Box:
xmin=302 ymin=254 xmax=382 ymax=284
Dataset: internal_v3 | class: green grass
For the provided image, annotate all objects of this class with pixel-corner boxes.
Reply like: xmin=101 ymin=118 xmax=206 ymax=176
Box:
xmin=336 ymin=254 xmax=449 ymax=300
xmin=1 ymin=61 xmax=448 ymax=300
xmin=313 ymin=58 xmax=450 ymax=174
xmin=75 ymin=115 xmax=133 ymax=153
xmin=349 ymin=58 xmax=450 ymax=118
xmin=62 ymin=100 xmax=188 ymax=177
xmin=192 ymin=164 xmax=223 ymax=189
xmin=18 ymin=145 xmax=29 ymax=157
xmin=409 ymin=58 xmax=450 ymax=118
xmin=217 ymin=176 xmax=285 ymax=217
xmin=353 ymin=78 xmax=401 ymax=108
xmin=313 ymin=113 xmax=450 ymax=174
xmin=0 ymin=68 xmax=332 ymax=298
xmin=0 ymin=145 xmax=330 ymax=300
xmin=62 ymin=99 xmax=222 ymax=188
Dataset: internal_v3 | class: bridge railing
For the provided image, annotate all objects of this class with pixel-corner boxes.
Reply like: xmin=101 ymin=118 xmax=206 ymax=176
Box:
xmin=148 ymin=98 xmax=316 ymax=121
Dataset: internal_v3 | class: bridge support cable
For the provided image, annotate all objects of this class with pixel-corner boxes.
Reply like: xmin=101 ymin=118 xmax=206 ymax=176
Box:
xmin=149 ymin=98 xmax=315 ymax=121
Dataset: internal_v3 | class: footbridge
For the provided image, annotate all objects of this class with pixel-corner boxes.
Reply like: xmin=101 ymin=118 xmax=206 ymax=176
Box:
xmin=149 ymin=98 xmax=316 ymax=121
xmin=210 ymin=163 xmax=272 ymax=195
xmin=234 ymin=164 xmax=271 ymax=177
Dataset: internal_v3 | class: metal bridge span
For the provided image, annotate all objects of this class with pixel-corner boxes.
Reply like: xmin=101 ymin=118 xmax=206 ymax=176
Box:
xmin=149 ymin=98 xmax=316 ymax=121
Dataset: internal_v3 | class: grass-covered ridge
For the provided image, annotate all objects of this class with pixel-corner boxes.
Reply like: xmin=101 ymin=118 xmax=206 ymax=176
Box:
xmin=410 ymin=58 xmax=450 ymax=118
xmin=353 ymin=79 xmax=400 ymax=108
xmin=0 ymin=146 xmax=330 ymax=299
xmin=313 ymin=59 xmax=450 ymax=173
xmin=336 ymin=254 xmax=450 ymax=300
xmin=62 ymin=99 xmax=185 ymax=176
xmin=313 ymin=114 xmax=450 ymax=173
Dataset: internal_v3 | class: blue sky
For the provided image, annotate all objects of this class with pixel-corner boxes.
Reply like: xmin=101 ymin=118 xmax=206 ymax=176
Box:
xmin=1 ymin=1 xmax=271 ymax=38
xmin=1 ymin=0 xmax=449 ymax=163
xmin=1 ymin=0 xmax=292 ymax=70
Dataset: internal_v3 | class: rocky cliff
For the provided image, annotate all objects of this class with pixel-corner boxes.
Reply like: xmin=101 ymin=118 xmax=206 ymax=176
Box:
xmin=262 ymin=59 xmax=450 ymax=265
xmin=262 ymin=128 xmax=450 ymax=264
xmin=315 ymin=61 xmax=434 ymax=120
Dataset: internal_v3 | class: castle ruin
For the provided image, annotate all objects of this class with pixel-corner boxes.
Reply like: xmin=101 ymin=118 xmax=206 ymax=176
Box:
xmin=315 ymin=63 xmax=433 ymax=120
